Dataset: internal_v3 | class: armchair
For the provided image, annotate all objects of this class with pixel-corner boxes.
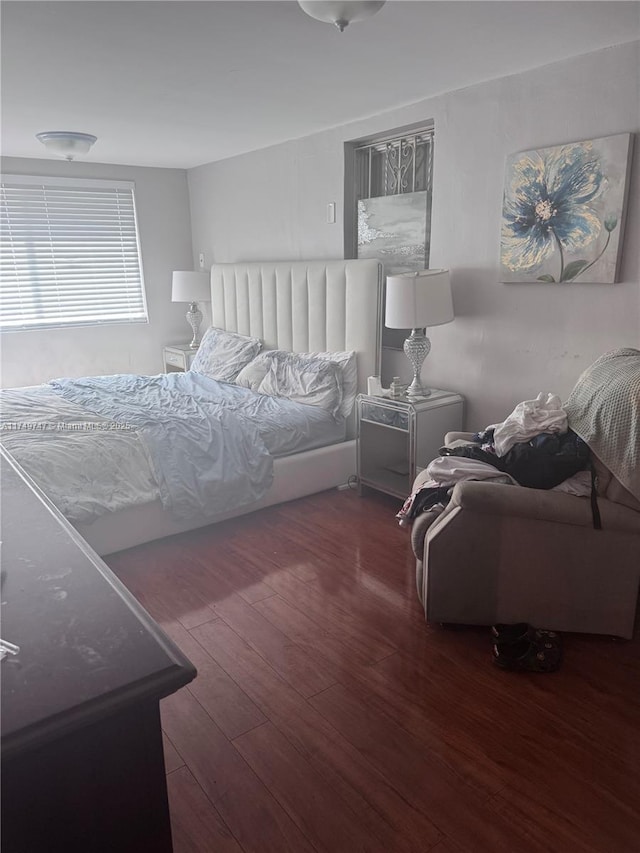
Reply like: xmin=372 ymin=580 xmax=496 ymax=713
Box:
xmin=411 ymin=433 xmax=640 ymax=640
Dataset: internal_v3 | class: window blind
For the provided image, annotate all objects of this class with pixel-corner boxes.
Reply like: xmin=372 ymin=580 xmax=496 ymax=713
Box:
xmin=1 ymin=174 xmax=148 ymax=331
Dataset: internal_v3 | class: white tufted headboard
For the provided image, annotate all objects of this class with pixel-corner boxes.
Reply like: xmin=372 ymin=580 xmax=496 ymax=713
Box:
xmin=210 ymin=259 xmax=383 ymax=406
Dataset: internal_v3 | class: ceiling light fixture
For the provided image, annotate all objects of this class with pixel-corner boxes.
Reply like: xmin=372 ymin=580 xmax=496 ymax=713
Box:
xmin=35 ymin=131 xmax=98 ymax=161
xmin=297 ymin=1 xmax=386 ymax=32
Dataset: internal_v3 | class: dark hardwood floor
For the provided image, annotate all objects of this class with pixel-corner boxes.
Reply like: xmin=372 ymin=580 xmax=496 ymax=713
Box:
xmin=106 ymin=488 xmax=640 ymax=853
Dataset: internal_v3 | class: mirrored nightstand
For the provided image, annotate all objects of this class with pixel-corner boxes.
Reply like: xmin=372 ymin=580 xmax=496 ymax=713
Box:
xmin=356 ymin=390 xmax=464 ymax=498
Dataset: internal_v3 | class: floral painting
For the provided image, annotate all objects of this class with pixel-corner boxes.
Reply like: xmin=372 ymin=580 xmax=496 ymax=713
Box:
xmin=500 ymin=133 xmax=633 ymax=283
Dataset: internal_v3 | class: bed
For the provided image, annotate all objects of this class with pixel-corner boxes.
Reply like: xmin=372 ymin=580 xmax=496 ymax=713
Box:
xmin=1 ymin=258 xmax=382 ymax=555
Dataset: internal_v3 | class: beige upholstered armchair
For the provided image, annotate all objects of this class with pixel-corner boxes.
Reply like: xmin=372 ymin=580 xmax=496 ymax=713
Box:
xmin=410 ymin=350 xmax=640 ymax=639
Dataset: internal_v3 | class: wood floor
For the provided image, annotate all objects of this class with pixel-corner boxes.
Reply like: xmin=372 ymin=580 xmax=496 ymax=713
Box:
xmin=106 ymin=488 xmax=640 ymax=853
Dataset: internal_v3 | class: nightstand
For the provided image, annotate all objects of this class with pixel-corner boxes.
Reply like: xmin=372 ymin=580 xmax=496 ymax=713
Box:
xmin=163 ymin=344 xmax=198 ymax=373
xmin=356 ymin=390 xmax=464 ymax=498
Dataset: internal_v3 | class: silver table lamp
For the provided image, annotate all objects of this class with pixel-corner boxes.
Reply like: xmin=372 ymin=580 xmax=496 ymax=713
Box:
xmin=385 ymin=269 xmax=454 ymax=398
xmin=171 ymin=271 xmax=210 ymax=348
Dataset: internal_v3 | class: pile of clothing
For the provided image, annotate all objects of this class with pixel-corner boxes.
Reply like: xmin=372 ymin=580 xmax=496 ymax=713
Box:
xmin=398 ymin=391 xmax=598 ymax=527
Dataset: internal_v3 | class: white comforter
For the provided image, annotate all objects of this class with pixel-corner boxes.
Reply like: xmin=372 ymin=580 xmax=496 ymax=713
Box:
xmin=1 ymin=385 xmax=158 ymax=522
xmin=0 ymin=372 xmax=344 ymax=523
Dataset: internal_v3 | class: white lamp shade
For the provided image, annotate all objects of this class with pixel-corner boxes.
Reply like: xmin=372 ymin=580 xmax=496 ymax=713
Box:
xmin=385 ymin=269 xmax=454 ymax=329
xmin=171 ymin=271 xmax=210 ymax=303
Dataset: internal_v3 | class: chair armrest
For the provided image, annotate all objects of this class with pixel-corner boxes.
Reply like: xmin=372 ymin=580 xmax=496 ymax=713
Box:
xmin=449 ymin=480 xmax=640 ymax=533
xmin=410 ymin=506 xmax=446 ymax=559
xmin=412 ymin=432 xmax=476 ymax=492
xmin=443 ymin=431 xmax=476 ymax=446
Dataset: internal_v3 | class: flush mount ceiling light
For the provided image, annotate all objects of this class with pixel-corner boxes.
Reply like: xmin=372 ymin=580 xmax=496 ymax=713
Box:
xmin=297 ymin=1 xmax=386 ymax=31
xmin=35 ymin=131 xmax=98 ymax=161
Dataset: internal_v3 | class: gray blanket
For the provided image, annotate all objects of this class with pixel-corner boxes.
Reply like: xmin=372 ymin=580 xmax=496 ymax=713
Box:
xmin=565 ymin=348 xmax=640 ymax=501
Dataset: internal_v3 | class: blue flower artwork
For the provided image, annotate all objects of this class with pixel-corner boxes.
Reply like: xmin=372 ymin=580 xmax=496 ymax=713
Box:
xmin=500 ymin=134 xmax=632 ymax=283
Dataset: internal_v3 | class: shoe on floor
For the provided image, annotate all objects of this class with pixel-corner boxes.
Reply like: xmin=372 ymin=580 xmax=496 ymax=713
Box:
xmin=492 ymin=629 xmax=563 ymax=673
xmin=490 ymin=623 xmax=532 ymax=644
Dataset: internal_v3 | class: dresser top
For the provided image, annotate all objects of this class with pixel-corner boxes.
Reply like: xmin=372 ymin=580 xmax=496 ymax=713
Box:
xmin=358 ymin=389 xmax=463 ymax=410
xmin=0 ymin=448 xmax=196 ymax=758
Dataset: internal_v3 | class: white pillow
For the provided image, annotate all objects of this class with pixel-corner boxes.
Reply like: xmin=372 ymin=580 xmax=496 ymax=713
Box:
xmin=191 ymin=327 xmax=261 ymax=382
xmin=235 ymin=354 xmax=271 ymax=391
xmin=256 ymin=350 xmax=343 ymax=417
xmin=302 ymin=351 xmax=357 ymax=418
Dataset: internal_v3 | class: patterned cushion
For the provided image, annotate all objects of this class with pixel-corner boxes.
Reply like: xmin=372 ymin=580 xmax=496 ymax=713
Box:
xmin=253 ymin=350 xmax=343 ymax=417
xmin=191 ymin=327 xmax=261 ymax=382
xmin=302 ymin=351 xmax=357 ymax=418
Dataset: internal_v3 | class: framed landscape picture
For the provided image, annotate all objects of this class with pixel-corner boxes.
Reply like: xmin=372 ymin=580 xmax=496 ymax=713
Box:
xmin=358 ymin=190 xmax=429 ymax=348
xmin=500 ymin=133 xmax=633 ymax=283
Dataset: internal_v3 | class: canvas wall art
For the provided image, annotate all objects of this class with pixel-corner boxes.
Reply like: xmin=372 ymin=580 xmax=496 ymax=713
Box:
xmin=358 ymin=190 xmax=428 ymax=274
xmin=358 ymin=191 xmax=428 ymax=348
xmin=500 ymin=133 xmax=633 ymax=283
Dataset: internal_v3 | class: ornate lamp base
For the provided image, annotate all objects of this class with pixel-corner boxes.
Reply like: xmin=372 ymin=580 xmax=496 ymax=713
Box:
xmin=403 ymin=328 xmax=431 ymax=398
xmin=186 ymin=302 xmax=203 ymax=349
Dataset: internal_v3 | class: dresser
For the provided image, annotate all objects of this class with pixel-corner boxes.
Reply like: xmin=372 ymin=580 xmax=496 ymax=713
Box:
xmin=0 ymin=448 xmax=196 ymax=853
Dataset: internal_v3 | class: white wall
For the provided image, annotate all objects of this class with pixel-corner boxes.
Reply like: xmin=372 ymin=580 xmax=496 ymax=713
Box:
xmin=1 ymin=157 xmax=194 ymax=387
xmin=188 ymin=42 xmax=640 ymax=429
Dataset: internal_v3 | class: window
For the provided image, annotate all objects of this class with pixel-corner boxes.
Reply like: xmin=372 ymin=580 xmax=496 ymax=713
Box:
xmin=1 ymin=174 xmax=148 ymax=331
xmin=354 ymin=129 xmax=434 ymax=200
xmin=345 ymin=123 xmax=434 ymax=349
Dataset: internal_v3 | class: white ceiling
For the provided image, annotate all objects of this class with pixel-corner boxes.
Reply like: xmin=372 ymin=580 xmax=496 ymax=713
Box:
xmin=2 ymin=1 xmax=638 ymax=169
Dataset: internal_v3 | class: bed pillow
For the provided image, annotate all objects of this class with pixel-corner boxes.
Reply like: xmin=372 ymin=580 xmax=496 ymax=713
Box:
xmin=302 ymin=351 xmax=357 ymax=418
xmin=190 ymin=327 xmax=262 ymax=382
xmin=256 ymin=350 xmax=343 ymax=417
xmin=235 ymin=353 xmax=271 ymax=391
